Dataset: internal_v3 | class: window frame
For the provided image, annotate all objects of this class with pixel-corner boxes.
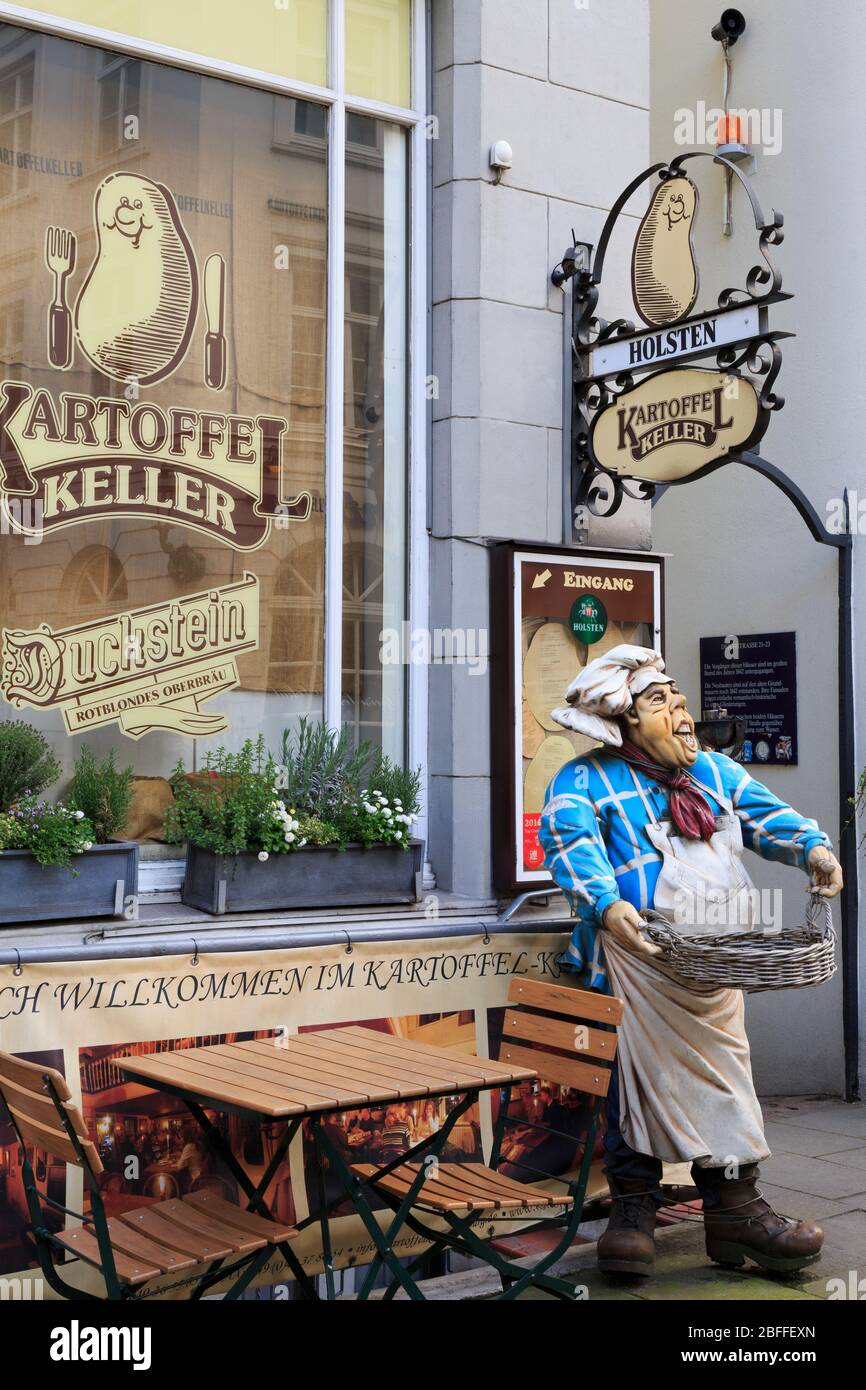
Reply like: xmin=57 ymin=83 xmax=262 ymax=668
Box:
xmin=0 ymin=0 xmax=430 ymax=844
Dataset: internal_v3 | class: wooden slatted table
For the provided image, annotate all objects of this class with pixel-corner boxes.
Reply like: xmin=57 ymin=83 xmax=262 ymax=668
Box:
xmin=115 ymin=1028 xmax=537 ymax=1300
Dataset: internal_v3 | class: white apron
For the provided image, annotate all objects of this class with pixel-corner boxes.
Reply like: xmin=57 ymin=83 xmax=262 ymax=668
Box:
xmin=601 ymin=794 xmax=770 ymax=1168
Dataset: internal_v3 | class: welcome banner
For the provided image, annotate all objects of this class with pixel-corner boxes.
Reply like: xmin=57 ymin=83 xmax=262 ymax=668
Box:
xmin=0 ymin=930 xmax=573 ymax=1296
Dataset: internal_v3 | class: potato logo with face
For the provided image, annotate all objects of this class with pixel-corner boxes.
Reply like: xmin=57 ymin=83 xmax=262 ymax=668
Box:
xmin=75 ymin=172 xmax=198 ymax=384
xmin=631 ymin=175 xmax=699 ymax=328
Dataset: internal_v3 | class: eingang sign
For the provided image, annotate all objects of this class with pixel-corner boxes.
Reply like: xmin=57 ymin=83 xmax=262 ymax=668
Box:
xmin=490 ymin=545 xmax=663 ymax=892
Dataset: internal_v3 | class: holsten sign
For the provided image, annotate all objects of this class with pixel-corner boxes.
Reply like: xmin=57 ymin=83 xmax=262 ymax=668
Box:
xmin=1 ymin=573 xmax=259 ymax=738
xmin=589 ymin=304 xmax=761 ymax=378
xmin=591 ymin=367 xmax=762 ymax=482
xmin=0 ymin=382 xmax=310 ymax=550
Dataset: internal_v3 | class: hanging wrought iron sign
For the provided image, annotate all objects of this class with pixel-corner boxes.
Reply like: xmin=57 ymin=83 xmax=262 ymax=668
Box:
xmin=557 ymin=151 xmax=790 ymax=521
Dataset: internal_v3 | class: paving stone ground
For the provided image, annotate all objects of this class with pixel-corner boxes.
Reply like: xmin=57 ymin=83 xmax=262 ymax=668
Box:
xmin=351 ymin=1097 xmax=866 ymax=1300
xmin=520 ymin=1096 xmax=866 ymax=1302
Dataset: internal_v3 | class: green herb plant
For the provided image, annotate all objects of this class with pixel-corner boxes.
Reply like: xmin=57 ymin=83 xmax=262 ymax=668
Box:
xmin=164 ymin=737 xmax=285 ymax=856
xmin=69 ymin=745 xmax=134 ymax=843
xmin=0 ymin=721 xmax=61 ymax=811
xmin=164 ymin=723 xmax=422 ymax=858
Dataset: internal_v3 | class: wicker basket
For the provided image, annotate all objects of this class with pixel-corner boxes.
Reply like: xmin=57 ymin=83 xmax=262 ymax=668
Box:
xmin=640 ymin=894 xmax=836 ymax=993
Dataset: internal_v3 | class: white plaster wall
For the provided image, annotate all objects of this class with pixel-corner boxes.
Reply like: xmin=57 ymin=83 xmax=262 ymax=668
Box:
xmin=650 ymin=0 xmax=865 ymax=1093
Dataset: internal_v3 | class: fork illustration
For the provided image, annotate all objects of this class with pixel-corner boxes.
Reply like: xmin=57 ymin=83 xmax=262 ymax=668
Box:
xmin=45 ymin=225 xmax=77 ymax=369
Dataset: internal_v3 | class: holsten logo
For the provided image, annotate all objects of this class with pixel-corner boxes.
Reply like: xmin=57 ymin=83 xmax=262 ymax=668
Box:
xmin=591 ymin=367 xmax=762 ymax=483
xmin=0 ymin=382 xmax=309 ymax=550
xmin=1 ymin=573 xmax=259 ymax=738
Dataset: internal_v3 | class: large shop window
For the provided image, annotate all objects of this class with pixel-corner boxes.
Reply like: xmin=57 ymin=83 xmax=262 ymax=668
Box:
xmin=0 ymin=23 xmax=409 ymax=791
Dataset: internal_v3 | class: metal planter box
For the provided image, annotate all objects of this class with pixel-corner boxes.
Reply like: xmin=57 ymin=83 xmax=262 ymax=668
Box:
xmin=182 ymin=840 xmax=424 ymax=915
xmin=0 ymin=842 xmax=139 ymax=925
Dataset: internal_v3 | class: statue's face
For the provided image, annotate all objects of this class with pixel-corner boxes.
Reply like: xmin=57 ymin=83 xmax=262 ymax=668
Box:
xmin=623 ymin=681 xmax=698 ymax=768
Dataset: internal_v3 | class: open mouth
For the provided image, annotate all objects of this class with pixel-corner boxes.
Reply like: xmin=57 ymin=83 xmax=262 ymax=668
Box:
xmin=674 ymin=721 xmax=698 ymax=751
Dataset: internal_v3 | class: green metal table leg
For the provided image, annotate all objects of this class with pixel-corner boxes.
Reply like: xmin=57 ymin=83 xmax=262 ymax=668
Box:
xmin=185 ymin=1100 xmax=319 ymax=1300
xmin=313 ymin=1128 xmax=338 ymax=1301
xmin=313 ymin=1092 xmax=477 ymax=1302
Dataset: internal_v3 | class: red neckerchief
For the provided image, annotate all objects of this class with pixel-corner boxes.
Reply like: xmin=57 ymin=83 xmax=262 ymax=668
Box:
xmin=617 ymin=738 xmax=716 ymax=842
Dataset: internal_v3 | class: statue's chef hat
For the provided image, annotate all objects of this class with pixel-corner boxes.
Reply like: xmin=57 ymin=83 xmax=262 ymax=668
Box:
xmin=550 ymin=644 xmax=673 ymax=747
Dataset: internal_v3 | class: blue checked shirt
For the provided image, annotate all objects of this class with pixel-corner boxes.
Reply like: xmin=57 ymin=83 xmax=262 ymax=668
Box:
xmin=538 ymin=749 xmax=832 ymax=991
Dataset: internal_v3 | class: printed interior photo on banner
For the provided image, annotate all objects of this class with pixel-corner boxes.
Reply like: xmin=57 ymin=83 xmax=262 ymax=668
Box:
xmin=300 ymin=1011 xmax=482 ymax=1220
xmin=487 ymin=1009 xmax=603 ymax=1180
xmin=76 ymin=1032 xmax=297 ymax=1227
xmin=0 ymin=1049 xmax=66 ymax=1277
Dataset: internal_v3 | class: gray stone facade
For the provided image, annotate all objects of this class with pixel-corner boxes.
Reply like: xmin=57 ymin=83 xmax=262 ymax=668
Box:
xmin=429 ymin=0 xmax=650 ymax=895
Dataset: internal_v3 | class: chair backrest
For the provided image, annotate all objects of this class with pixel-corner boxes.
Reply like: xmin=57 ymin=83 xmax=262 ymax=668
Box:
xmin=500 ymin=977 xmax=623 ymax=1099
xmin=0 ymin=1051 xmax=102 ymax=1174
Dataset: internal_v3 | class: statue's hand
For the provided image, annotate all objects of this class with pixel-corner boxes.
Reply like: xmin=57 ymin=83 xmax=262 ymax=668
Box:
xmin=601 ymin=899 xmax=662 ymax=957
xmin=808 ymin=845 xmax=843 ymax=899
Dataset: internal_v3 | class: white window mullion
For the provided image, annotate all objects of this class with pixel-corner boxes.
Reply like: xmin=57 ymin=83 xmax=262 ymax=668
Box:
xmin=380 ymin=123 xmax=408 ymax=763
xmin=323 ymin=0 xmax=346 ymax=732
xmin=407 ymin=0 xmax=429 ymax=842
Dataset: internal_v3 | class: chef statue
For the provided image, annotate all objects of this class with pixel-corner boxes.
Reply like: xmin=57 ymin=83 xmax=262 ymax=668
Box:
xmin=538 ymin=645 xmax=843 ymax=1279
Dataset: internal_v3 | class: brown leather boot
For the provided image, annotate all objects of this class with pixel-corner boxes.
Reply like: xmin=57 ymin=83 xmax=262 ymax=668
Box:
xmin=701 ymin=1165 xmax=823 ymax=1273
xmin=597 ymin=1176 xmax=658 ymax=1277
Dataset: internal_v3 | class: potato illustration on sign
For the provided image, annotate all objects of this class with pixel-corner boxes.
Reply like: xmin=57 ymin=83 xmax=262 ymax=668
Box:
xmin=632 ymin=175 xmax=699 ymax=328
xmin=75 ymin=172 xmax=198 ymax=384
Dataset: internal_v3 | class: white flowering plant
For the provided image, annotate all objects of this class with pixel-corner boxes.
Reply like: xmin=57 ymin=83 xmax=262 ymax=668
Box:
xmin=0 ymin=796 xmax=95 ymax=870
xmin=256 ymin=799 xmax=308 ymax=861
xmin=342 ymin=789 xmax=419 ymax=849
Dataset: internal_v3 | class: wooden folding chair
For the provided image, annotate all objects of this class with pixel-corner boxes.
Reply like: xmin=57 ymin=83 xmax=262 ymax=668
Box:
xmin=352 ymin=977 xmax=623 ymax=1300
xmin=0 ymin=1050 xmax=298 ymax=1301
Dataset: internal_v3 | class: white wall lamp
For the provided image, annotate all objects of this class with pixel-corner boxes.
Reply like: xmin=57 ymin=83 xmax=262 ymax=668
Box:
xmin=489 ymin=140 xmax=513 ymax=185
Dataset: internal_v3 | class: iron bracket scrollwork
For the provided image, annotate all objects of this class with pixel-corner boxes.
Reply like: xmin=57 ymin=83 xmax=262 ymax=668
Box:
xmin=716 ymin=334 xmax=785 ymax=411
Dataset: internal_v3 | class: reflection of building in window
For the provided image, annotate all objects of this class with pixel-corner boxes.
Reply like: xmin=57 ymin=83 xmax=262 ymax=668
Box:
xmin=62 ymin=545 xmax=129 ymax=614
xmin=346 ymin=112 xmax=380 ymax=151
xmin=96 ymin=54 xmax=141 ymax=156
xmin=289 ymin=252 xmax=326 ymax=429
xmin=0 ymin=297 xmax=24 ymax=363
xmin=272 ymin=99 xmax=380 ymax=158
xmin=0 ymin=56 xmax=34 ymax=199
xmin=264 ymin=540 xmax=386 ymax=740
xmin=342 ymin=542 xmax=385 ymax=745
xmin=345 ymin=265 xmax=383 ymax=433
xmin=267 ymin=542 xmax=325 ymax=697
xmin=292 ymin=98 xmax=326 ymax=141
xmin=273 ymin=96 xmax=327 ymax=152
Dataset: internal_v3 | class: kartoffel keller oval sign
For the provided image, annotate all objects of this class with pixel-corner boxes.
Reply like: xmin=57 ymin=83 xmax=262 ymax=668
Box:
xmin=590 ymin=367 xmax=763 ymax=483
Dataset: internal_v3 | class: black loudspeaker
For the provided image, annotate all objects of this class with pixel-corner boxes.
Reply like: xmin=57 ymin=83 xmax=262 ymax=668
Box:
xmin=711 ymin=10 xmax=747 ymax=46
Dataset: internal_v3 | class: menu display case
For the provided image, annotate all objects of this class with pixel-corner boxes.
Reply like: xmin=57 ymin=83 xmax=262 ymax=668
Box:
xmin=491 ymin=545 xmax=664 ymax=894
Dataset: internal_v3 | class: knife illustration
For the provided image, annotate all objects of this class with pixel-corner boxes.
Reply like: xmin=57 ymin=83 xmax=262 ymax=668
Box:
xmin=203 ymin=253 xmax=227 ymax=390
